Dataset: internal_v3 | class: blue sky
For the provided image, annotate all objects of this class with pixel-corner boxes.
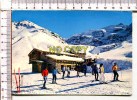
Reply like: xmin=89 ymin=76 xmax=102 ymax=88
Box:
xmin=12 ymin=11 xmax=132 ymax=38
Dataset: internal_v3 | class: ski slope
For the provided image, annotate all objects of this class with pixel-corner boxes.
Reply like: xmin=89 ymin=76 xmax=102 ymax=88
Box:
xmin=12 ymin=69 xmax=132 ymax=95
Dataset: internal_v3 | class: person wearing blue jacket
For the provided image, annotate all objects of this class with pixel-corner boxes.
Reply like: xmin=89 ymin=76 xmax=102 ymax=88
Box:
xmin=52 ymin=67 xmax=59 ymax=84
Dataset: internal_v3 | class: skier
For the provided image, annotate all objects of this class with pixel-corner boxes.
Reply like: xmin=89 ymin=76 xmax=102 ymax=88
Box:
xmin=42 ymin=67 xmax=49 ymax=89
xmin=61 ymin=66 xmax=65 ymax=79
xmin=99 ymin=63 xmax=105 ymax=83
xmin=91 ymin=62 xmax=94 ymax=75
xmin=112 ymin=63 xmax=119 ymax=81
xmin=83 ymin=63 xmax=87 ymax=76
xmin=66 ymin=67 xmax=71 ymax=78
xmin=93 ymin=63 xmax=99 ymax=81
xmin=52 ymin=67 xmax=60 ymax=84
xmin=76 ymin=65 xmax=80 ymax=77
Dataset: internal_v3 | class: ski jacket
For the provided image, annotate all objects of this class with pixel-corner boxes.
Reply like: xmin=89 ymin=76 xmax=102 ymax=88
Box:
xmin=42 ymin=69 xmax=49 ymax=77
xmin=62 ymin=67 xmax=65 ymax=72
xmin=52 ymin=69 xmax=57 ymax=75
xmin=112 ymin=65 xmax=118 ymax=71
xmin=100 ymin=66 xmax=104 ymax=73
xmin=83 ymin=65 xmax=87 ymax=71
xmin=93 ymin=65 xmax=98 ymax=73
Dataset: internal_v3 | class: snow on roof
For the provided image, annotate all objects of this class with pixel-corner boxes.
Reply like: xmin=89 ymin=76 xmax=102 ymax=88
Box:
xmin=28 ymin=48 xmax=76 ymax=56
xmin=46 ymin=54 xmax=84 ymax=62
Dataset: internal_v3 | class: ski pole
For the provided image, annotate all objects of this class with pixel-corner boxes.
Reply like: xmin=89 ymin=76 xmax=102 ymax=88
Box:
xmin=14 ymin=69 xmax=19 ymax=93
xmin=111 ymin=72 xmax=113 ymax=80
xmin=18 ymin=67 xmax=21 ymax=93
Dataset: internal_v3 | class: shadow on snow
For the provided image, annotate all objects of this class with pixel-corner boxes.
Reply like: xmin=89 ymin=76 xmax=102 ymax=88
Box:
xmin=56 ymin=82 xmax=103 ymax=93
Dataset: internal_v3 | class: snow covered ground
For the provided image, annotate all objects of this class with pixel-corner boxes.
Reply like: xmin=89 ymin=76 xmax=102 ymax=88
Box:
xmin=12 ymin=69 xmax=132 ymax=95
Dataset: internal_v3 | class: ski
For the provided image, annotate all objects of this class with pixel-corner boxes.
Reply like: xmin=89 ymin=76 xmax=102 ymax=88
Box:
xmin=14 ymin=69 xmax=19 ymax=93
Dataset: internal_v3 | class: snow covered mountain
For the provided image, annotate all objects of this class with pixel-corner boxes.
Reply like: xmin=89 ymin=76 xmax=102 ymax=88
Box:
xmin=12 ymin=20 xmax=66 ymax=46
xmin=12 ymin=20 xmax=67 ymax=71
xmin=66 ymin=23 xmax=132 ymax=47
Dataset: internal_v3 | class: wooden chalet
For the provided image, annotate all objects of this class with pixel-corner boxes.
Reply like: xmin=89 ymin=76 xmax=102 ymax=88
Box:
xmin=28 ymin=48 xmax=86 ymax=73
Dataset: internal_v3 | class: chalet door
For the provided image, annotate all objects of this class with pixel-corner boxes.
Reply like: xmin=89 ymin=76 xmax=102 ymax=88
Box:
xmin=32 ymin=62 xmax=38 ymax=73
xmin=61 ymin=65 xmax=64 ymax=70
xmin=47 ymin=63 xmax=52 ymax=72
xmin=41 ymin=63 xmax=46 ymax=71
xmin=37 ymin=63 xmax=42 ymax=73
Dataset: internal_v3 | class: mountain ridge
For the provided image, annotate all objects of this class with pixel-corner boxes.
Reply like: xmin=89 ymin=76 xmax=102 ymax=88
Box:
xmin=66 ymin=23 xmax=132 ymax=46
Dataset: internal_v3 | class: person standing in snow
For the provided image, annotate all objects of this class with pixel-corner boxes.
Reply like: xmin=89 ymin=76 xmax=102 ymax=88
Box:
xmin=67 ymin=67 xmax=71 ymax=78
xmin=76 ymin=65 xmax=80 ymax=77
xmin=61 ymin=66 xmax=65 ymax=79
xmin=91 ymin=62 xmax=94 ymax=75
xmin=42 ymin=67 xmax=49 ymax=89
xmin=99 ymin=63 xmax=105 ymax=83
xmin=83 ymin=63 xmax=87 ymax=76
xmin=93 ymin=63 xmax=99 ymax=81
xmin=52 ymin=67 xmax=60 ymax=84
xmin=112 ymin=63 xmax=119 ymax=81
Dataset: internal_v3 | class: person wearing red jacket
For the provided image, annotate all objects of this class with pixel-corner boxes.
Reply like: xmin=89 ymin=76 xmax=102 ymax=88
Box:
xmin=42 ymin=67 xmax=49 ymax=89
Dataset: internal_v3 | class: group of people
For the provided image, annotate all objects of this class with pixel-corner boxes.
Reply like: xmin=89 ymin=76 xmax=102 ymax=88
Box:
xmin=61 ymin=66 xmax=71 ymax=79
xmin=92 ymin=63 xmax=105 ymax=83
xmin=83 ymin=62 xmax=120 ymax=83
xmin=41 ymin=66 xmax=71 ymax=89
xmin=94 ymin=62 xmax=120 ymax=83
xmin=41 ymin=63 xmax=120 ymax=89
